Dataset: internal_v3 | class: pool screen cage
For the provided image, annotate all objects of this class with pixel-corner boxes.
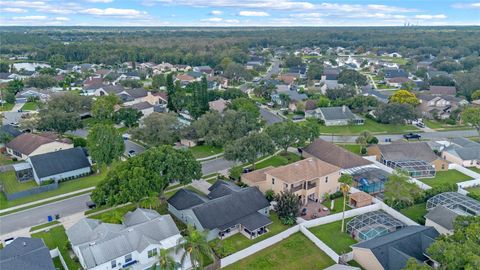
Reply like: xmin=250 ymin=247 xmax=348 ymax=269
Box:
xmin=427 ymin=192 xmax=480 ymax=216
xmin=346 ymin=210 xmax=407 ymax=241
xmin=389 ymin=160 xmax=435 ymax=178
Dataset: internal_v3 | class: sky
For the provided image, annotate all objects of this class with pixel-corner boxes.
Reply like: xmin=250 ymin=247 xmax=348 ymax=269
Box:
xmin=0 ymin=0 xmax=479 ymax=27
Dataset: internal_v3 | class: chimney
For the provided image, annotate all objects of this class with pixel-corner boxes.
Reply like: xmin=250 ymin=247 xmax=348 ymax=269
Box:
xmin=23 ymin=241 xmax=26 ymax=246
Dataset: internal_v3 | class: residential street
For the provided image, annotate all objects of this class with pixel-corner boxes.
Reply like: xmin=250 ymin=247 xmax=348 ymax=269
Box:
xmin=0 ymin=193 xmax=91 ymax=236
xmin=259 ymin=107 xmax=284 ymax=125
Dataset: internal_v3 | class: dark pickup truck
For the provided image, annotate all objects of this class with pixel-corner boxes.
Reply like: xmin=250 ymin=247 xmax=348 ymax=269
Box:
xmin=403 ymin=133 xmax=422 ymax=140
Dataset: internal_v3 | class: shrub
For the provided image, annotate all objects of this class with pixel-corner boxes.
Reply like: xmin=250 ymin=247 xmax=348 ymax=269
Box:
xmin=361 ymin=147 xmax=367 ymax=155
xmin=228 ymin=166 xmax=243 ymax=181
xmin=12 ymin=157 xmax=17 ymax=162
xmin=265 ymin=189 xmax=275 ymax=202
xmin=368 ymin=136 xmax=379 ymax=144
xmin=73 ymin=137 xmax=87 ymax=147
xmin=329 ymin=191 xmax=343 ymax=200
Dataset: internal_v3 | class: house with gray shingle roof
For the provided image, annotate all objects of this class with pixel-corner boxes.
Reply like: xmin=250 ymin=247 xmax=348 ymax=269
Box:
xmin=167 ymin=180 xmax=271 ymax=241
xmin=442 ymin=137 xmax=480 ymax=169
xmin=306 ymin=105 xmax=364 ymax=126
xmin=352 ymin=226 xmax=439 ymax=270
xmin=66 ymin=208 xmax=190 ymax=270
xmin=0 ymin=237 xmax=55 ymax=270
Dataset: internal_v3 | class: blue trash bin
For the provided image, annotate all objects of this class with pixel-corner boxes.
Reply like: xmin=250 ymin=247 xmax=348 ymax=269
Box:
xmin=47 ymin=215 xmax=53 ymax=222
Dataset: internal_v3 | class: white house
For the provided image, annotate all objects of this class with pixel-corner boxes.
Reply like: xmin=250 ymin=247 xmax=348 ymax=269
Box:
xmin=66 ymin=209 xmax=192 ymax=270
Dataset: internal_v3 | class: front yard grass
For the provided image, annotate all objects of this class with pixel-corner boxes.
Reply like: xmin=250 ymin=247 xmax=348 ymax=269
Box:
xmin=31 ymin=225 xmax=82 ymax=270
xmin=89 ymin=204 xmax=137 ymax=224
xmin=309 ymin=219 xmax=357 ymax=254
xmin=0 ymin=169 xmax=107 ymax=210
xmin=255 ymin=152 xmax=302 ymax=169
xmin=338 ymin=144 xmax=362 ymax=155
xmin=30 ymin=220 xmax=60 ymax=232
xmin=0 ymin=171 xmax=37 ymax=193
xmin=223 ymin=232 xmax=335 ymax=270
xmin=424 ymin=120 xmax=471 ymax=131
xmin=319 ymin=118 xmax=418 ymax=135
xmin=419 ymin=170 xmax=472 ymax=188
xmin=399 ymin=202 xmax=427 ymax=225
xmin=210 ymin=213 xmax=291 ymax=258
xmin=0 ymin=103 xmax=14 ymax=111
xmin=189 ymin=145 xmax=223 ymax=159
xmin=20 ymin=101 xmax=37 ymax=111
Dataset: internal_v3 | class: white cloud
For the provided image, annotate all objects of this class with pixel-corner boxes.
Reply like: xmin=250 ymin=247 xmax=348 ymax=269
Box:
xmin=1 ymin=1 xmax=46 ymax=9
xmin=0 ymin=8 xmax=27 ymax=13
xmin=12 ymin=15 xmax=47 ymax=20
xmin=210 ymin=10 xmax=223 ymax=15
xmin=415 ymin=14 xmax=447 ymax=19
xmin=80 ymin=8 xmax=146 ymax=17
xmin=86 ymin=0 xmax=114 ymax=3
xmin=238 ymin=11 xmax=270 ymax=17
xmin=452 ymin=2 xmax=480 ymax=9
xmin=201 ymin=17 xmax=223 ymax=22
xmin=55 ymin=17 xmax=70 ymax=21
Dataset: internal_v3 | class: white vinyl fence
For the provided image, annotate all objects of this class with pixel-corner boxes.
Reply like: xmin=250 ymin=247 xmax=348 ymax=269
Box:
xmin=50 ymin=248 xmax=69 ymax=270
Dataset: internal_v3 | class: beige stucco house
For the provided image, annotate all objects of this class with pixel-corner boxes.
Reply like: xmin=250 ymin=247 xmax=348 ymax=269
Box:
xmin=242 ymin=157 xmax=342 ymax=204
xmin=6 ymin=133 xmax=73 ymax=160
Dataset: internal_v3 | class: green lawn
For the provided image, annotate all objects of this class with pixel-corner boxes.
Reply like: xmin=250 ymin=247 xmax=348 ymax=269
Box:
xmin=223 ymin=232 xmax=334 ymax=270
xmin=319 ymin=119 xmax=418 ymax=135
xmin=466 ymin=186 xmax=480 ymax=197
xmin=189 ymin=145 xmax=223 ymax=159
xmin=419 ymin=170 xmax=472 ymax=188
xmin=309 ymin=219 xmax=357 ymax=254
xmin=21 ymin=101 xmax=37 ymax=111
xmin=323 ymin=196 xmax=352 ymax=214
xmin=400 ymin=203 xmax=427 ymax=224
xmin=31 ymin=226 xmax=82 ymax=270
xmin=89 ymin=204 xmax=137 ymax=224
xmin=0 ymin=154 xmax=17 ymax=166
xmin=424 ymin=120 xmax=471 ymax=131
xmin=0 ymin=103 xmax=14 ymax=111
xmin=255 ymin=152 xmax=302 ymax=169
xmin=185 ymin=185 xmax=206 ymax=195
xmin=30 ymin=220 xmax=60 ymax=232
xmin=338 ymin=144 xmax=362 ymax=155
xmin=210 ymin=214 xmax=291 ymax=258
xmin=469 ymin=167 xmax=480 ymax=174
xmin=0 ymin=171 xmax=37 ymax=193
xmin=0 ymin=169 xmax=107 ymax=210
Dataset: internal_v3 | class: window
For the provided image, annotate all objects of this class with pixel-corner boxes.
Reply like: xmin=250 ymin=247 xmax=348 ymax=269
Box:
xmin=148 ymin=248 xmax=158 ymax=258
xmin=111 ymin=260 xmax=116 ymax=268
xmin=441 ymin=164 xmax=445 ymax=170
xmin=325 ymin=176 xmax=328 ymax=183
xmin=125 ymin=254 xmax=132 ymax=263
xmin=272 ymin=178 xmax=275 ymax=185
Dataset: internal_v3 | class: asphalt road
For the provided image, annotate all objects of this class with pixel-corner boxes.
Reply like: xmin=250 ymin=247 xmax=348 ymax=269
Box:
xmin=320 ymin=129 xmax=478 ymax=143
xmin=201 ymin=157 xmax=237 ymax=175
xmin=0 ymin=193 xmax=91 ymax=236
xmin=263 ymin=58 xmax=280 ymax=80
xmin=123 ymin=140 xmax=146 ymax=156
xmin=259 ymin=107 xmax=284 ymax=125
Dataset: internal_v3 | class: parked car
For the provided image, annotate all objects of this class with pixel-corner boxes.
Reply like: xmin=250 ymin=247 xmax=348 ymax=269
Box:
xmin=416 ymin=122 xmax=425 ymax=128
xmin=86 ymin=201 xmax=96 ymax=209
xmin=403 ymin=133 xmax=422 ymax=140
xmin=127 ymin=150 xmax=136 ymax=157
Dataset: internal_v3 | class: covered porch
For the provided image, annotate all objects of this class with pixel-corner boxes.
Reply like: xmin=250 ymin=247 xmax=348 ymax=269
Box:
xmin=218 ymin=212 xmax=272 ymax=240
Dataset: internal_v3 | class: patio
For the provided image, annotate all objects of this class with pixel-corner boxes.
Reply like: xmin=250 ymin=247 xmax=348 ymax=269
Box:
xmin=299 ymin=200 xmax=331 ymax=220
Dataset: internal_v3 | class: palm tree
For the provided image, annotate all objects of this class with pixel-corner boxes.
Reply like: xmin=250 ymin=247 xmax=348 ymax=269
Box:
xmin=139 ymin=194 xmax=161 ymax=210
xmin=176 ymin=225 xmax=214 ymax=269
xmin=339 ymin=174 xmax=353 ymax=233
xmin=152 ymin=249 xmax=176 ymax=270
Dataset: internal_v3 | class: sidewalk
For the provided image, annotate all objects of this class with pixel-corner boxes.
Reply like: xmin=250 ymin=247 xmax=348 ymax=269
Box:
xmin=0 ymin=187 xmax=94 ymax=214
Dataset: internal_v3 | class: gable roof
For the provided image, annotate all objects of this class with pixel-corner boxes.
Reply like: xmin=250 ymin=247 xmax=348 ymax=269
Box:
xmin=191 ymin=187 xmax=270 ymax=230
xmin=6 ymin=133 xmax=64 ymax=156
xmin=0 ymin=237 xmax=55 ymax=270
xmin=28 ymin=147 xmax=90 ymax=178
xmin=429 ymin=86 xmax=456 ymax=96
xmin=375 ymin=142 xmax=439 ymax=162
xmin=0 ymin=124 xmax=22 ymax=138
xmin=66 ymin=209 xmax=180 ymax=269
xmin=303 ymin=139 xmax=372 ymax=169
xmin=425 ymin=205 xmax=459 ymax=231
xmin=353 ymin=226 xmax=439 ymax=270
xmin=266 ymin=157 xmax=340 ymax=184
xmin=319 ymin=106 xmax=361 ymax=121
xmin=167 ymin=188 xmax=208 ymax=210
xmin=125 ymin=88 xmax=148 ymax=99
xmin=127 ymin=101 xmax=153 ymax=111
xmin=207 ymin=180 xmax=242 ymax=199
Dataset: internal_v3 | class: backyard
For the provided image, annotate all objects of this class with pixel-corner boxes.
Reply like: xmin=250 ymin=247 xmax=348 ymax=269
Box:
xmin=31 ymin=225 xmax=82 ymax=270
xmin=466 ymin=186 xmax=480 ymax=197
xmin=318 ymin=119 xmax=418 ymax=135
xmin=0 ymin=169 xmax=108 ymax=210
xmin=0 ymin=154 xmax=17 ymax=166
xmin=255 ymin=152 xmax=302 ymax=169
xmin=189 ymin=145 xmax=223 ymax=159
xmin=309 ymin=219 xmax=357 ymax=254
xmin=323 ymin=196 xmax=352 ymax=214
xmin=399 ymin=203 xmax=427 ymax=225
xmin=419 ymin=170 xmax=472 ymax=188
xmin=223 ymin=232 xmax=335 ymax=270
xmin=0 ymin=170 xmax=37 ymax=193
xmin=210 ymin=213 xmax=291 ymax=258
